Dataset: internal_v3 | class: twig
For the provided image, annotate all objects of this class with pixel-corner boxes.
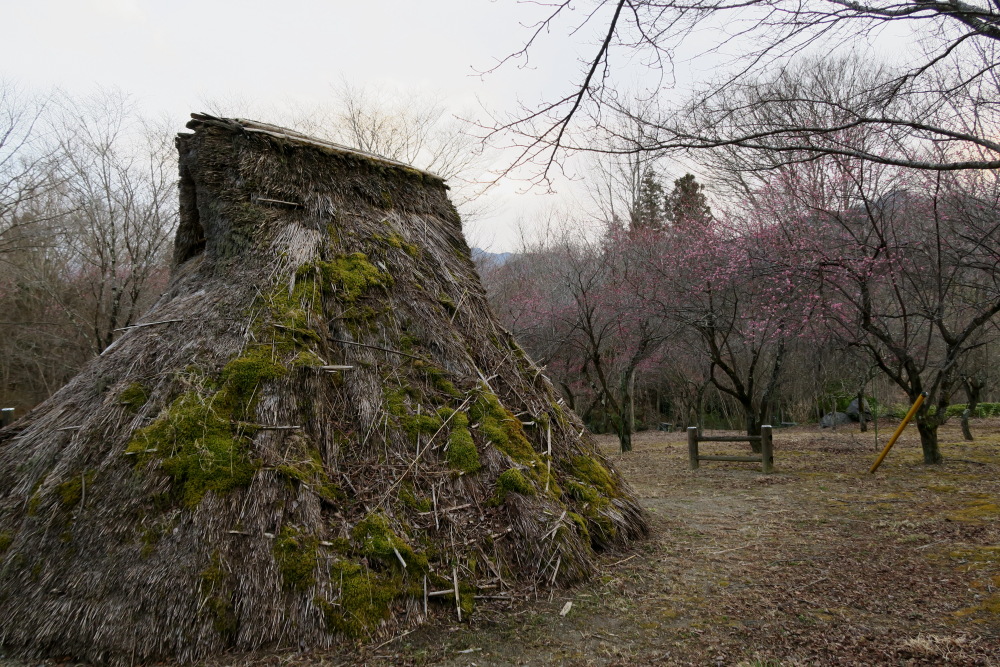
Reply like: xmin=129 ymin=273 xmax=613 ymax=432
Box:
xmin=114 ymin=319 xmax=183 ymax=332
xmin=419 ymin=503 xmax=472 ymax=515
xmin=795 ymin=576 xmax=829 ymax=591
xmin=255 ymin=197 xmax=303 ymax=208
xmin=916 ymin=539 xmax=949 ymax=550
xmin=371 ymin=629 xmax=414 ymax=651
xmin=542 ymin=511 xmax=567 ymax=541
xmin=329 ymin=337 xmax=423 ymax=360
xmin=432 ymin=484 xmax=440 ymax=530
xmin=393 ymin=547 xmax=407 ymax=569
xmin=948 ymin=458 xmax=990 ymax=466
xmin=609 ymin=554 xmax=637 ymax=567
xmin=449 ymin=289 xmax=469 ymax=324
xmin=453 ymin=567 xmax=462 ymax=622
xmin=427 ymin=589 xmax=455 ymax=597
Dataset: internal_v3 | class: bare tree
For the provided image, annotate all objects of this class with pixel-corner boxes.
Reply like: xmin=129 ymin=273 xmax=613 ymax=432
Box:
xmin=48 ymin=91 xmax=176 ymax=353
xmin=485 ymin=219 xmax=673 ymax=452
xmin=0 ymin=81 xmax=58 ymax=257
xmin=487 ymin=0 xmax=1000 ymax=183
xmin=0 ymin=89 xmax=176 ymax=412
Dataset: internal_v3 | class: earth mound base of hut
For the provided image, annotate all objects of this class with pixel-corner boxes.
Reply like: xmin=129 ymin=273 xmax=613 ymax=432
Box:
xmin=0 ymin=115 xmax=647 ymax=665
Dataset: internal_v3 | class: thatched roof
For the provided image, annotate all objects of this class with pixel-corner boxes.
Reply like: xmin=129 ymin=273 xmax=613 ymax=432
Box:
xmin=0 ymin=114 xmax=647 ymax=664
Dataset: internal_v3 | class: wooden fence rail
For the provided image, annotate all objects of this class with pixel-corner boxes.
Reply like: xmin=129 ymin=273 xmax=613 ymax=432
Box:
xmin=688 ymin=425 xmax=773 ymax=473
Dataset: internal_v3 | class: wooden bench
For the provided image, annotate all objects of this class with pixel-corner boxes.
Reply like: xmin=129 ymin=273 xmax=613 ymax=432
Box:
xmin=687 ymin=425 xmax=773 ymax=473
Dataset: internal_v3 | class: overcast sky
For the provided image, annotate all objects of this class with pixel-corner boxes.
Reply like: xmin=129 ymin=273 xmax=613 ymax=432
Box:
xmin=2 ymin=1 xmax=915 ymax=250
xmin=3 ymin=0 xmax=622 ymax=250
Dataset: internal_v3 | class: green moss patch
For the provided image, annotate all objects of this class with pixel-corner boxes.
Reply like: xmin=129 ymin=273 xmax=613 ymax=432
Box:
xmin=565 ymin=480 xmax=603 ymax=505
xmin=445 ymin=412 xmax=481 ymax=473
xmin=320 ymin=561 xmax=400 ymax=638
xmin=565 ymin=455 xmax=619 ymax=497
xmin=567 ymin=511 xmax=591 ymax=543
xmin=119 ymin=382 xmax=150 ymax=412
xmin=399 ymin=483 xmax=432 ymax=512
xmin=469 ymin=388 xmax=538 ymax=464
xmin=55 ymin=471 xmax=96 ymax=509
xmin=386 ymin=387 xmax=443 ymax=440
xmin=317 ymin=513 xmax=434 ymax=638
xmin=373 ymin=231 xmax=421 ymax=258
xmin=0 ymin=531 xmax=12 ymax=553
xmin=419 ymin=362 xmax=462 ymax=398
xmin=125 ymin=390 xmax=260 ymax=508
xmin=275 ymin=438 xmax=344 ymax=504
xmin=352 ymin=513 xmax=428 ymax=572
xmin=274 ymin=526 xmax=320 ymax=591
xmin=219 ymin=347 xmax=288 ymax=419
xmin=314 ymin=252 xmax=393 ymax=303
xmin=496 ymin=468 xmax=536 ymax=502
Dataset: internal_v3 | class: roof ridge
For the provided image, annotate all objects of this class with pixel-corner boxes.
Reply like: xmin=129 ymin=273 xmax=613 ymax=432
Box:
xmin=186 ymin=113 xmax=444 ymax=181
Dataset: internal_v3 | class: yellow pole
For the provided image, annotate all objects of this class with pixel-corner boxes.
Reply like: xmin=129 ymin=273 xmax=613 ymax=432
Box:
xmin=869 ymin=392 xmax=927 ymax=474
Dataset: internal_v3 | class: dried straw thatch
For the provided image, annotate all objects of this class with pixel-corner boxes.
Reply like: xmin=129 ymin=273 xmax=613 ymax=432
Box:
xmin=0 ymin=114 xmax=647 ymax=664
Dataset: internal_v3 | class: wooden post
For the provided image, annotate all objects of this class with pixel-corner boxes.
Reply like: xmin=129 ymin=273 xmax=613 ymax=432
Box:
xmin=687 ymin=426 xmax=699 ymax=470
xmin=761 ymin=425 xmax=773 ymax=474
xmin=0 ymin=408 xmax=13 ymax=428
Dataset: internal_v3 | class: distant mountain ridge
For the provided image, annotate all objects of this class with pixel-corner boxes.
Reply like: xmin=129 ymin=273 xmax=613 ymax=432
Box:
xmin=471 ymin=247 xmax=513 ymax=266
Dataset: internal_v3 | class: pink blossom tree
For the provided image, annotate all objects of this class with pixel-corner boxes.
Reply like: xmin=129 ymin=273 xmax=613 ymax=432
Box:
xmin=763 ymin=156 xmax=1000 ymax=463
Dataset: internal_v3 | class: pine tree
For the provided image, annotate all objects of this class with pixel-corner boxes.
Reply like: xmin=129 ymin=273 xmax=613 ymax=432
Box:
xmin=665 ymin=173 xmax=712 ymax=230
xmin=630 ymin=167 xmax=667 ymax=232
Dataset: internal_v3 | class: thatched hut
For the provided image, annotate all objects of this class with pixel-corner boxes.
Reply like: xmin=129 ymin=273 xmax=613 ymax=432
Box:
xmin=0 ymin=114 xmax=647 ymax=664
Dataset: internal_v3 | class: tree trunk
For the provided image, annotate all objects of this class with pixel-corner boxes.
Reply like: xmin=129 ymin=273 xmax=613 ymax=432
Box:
xmin=617 ymin=371 xmax=633 ymax=453
xmin=961 ymin=377 xmax=983 ymax=442
xmin=617 ymin=423 xmax=632 ymax=453
xmin=745 ymin=404 xmax=762 ymax=453
xmin=858 ymin=390 xmax=867 ymax=432
xmin=916 ymin=421 xmax=943 ymax=464
xmin=696 ymin=381 xmax=708 ymax=434
xmin=961 ymin=409 xmax=973 ymax=441
xmin=628 ymin=368 xmax=636 ymax=434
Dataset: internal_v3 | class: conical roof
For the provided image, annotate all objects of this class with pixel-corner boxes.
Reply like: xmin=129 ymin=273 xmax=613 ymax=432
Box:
xmin=0 ymin=114 xmax=647 ymax=664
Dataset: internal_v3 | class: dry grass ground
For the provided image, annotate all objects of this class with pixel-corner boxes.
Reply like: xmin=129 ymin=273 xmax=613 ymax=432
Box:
xmin=6 ymin=419 xmax=1000 ymax=666
xmin=327 ymin=419 xmax=1000 ymax=666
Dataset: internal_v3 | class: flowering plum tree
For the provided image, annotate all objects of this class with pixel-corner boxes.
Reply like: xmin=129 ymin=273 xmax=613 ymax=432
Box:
xmin=624 ymin=212 xmax=811 ymax=449
xmin=765 ymin=158 xmax=1000 ymax=463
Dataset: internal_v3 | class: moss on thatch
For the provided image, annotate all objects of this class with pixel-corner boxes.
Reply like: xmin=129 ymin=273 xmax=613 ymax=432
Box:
xmin=496 ymin=469 xmax=535 ymax=501
xmin=444 ymin=412 xmax=480 ymax=473
xmin=273 ymin=526 xmax=320 ymax=591
xmin=125 ymin=389 xmax=260 ymax=508
xmin=0 ymin=114 xmax=646 ymax=665
xmin=119 ymin=382 xmax=150 ymax=412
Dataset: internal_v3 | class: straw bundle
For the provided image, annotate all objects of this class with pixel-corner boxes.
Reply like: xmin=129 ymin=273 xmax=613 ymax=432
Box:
xmin=0 ymin=114 xmax=647 ymax=664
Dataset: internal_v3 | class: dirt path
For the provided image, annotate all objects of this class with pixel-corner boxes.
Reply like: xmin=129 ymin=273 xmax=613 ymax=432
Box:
xmin=341 ymin=421 xmax=1000 ymax=666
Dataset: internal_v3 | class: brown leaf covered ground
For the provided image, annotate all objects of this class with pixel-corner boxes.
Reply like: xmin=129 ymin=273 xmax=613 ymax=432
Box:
xmin=6 ymin=419 xmax=1000 ymax=666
